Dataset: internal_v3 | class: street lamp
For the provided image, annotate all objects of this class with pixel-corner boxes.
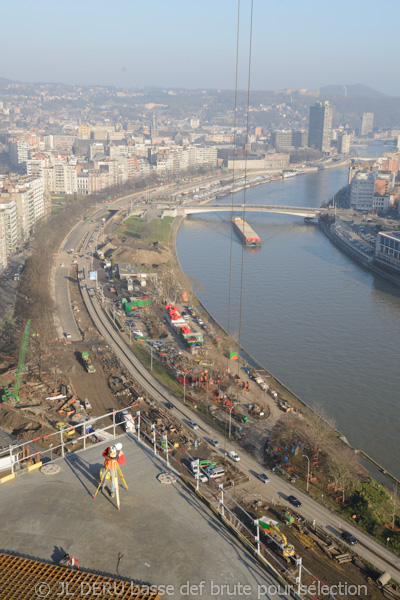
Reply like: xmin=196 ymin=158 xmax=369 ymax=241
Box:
xmin=302 ymin=455 xmax=310 ymax=493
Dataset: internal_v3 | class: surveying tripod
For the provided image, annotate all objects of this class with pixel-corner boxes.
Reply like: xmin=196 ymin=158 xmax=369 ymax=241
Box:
xmin=93 ymin=462 xmax=128 ymax=510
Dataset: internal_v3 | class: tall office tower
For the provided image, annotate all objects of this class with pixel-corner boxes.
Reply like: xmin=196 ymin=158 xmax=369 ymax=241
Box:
xmin=337 ymin=132 xmax=351 ymax=155
xmin=307 ymin=101 xmax=333 ymax=152
xmin=151 ymin=112 xmax=158 ymax=140
xmin=360 ymin=112 xmax=374 ymax=136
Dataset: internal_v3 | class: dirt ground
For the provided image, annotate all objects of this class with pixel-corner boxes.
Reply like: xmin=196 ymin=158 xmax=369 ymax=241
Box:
xmin=107 ymin=237 xmax=171 ymax=266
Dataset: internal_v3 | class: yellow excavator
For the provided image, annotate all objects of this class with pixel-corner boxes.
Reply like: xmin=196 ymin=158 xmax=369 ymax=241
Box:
xmin=256 ymin=517 xmax=295 ymax=562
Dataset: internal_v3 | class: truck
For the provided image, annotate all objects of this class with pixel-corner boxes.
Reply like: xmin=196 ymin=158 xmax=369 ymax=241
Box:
xmin=190 ymin=460 xmax=208 ymax=483
xmin=120 ymin=410 xmax=135 ymax=433
xmin=55 ymin=422 xmax=76 ymax=438
xmin=81 ymin=352 xmax=95 ymax=373
xmin=230 ymin=423 xmax=246 ymax=437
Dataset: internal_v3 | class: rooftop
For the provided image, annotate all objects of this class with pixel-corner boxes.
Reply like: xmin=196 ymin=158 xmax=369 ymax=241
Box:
xmin=0 ymin=435 xmax=277 ymax=599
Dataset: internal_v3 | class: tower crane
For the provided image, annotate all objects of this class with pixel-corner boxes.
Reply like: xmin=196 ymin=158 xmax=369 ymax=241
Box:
xmin=2 ymin=319 xmax=31 ymax=404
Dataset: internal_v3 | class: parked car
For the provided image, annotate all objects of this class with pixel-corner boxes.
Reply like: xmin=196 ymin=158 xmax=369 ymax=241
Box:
xmin=227 ymin=451 xmax=240 ymax=462
xmin=159 ymin=333 xmax=168 ymax=339
xmin=340 ymin=531 xmax=358 ymax=545
xmin=287 ymin=495 xmax=302 ymax=508
xmin=258 ymin=473 xmax=270 ymax=484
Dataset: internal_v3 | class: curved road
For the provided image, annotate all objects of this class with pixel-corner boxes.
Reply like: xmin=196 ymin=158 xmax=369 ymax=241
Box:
xmin=54 ymin=189 xmax=400 ymax=586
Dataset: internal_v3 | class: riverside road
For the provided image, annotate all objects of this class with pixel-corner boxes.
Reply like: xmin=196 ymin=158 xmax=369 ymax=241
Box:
xmin=52 ymin=188 xmax=400 ymax=584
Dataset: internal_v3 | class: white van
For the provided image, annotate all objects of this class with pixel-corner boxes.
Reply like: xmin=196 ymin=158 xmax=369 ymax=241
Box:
xmin=204 ymin=466 xmax=225 ymax=479
xmin=190 ymin=460 xmax=208 ymax=483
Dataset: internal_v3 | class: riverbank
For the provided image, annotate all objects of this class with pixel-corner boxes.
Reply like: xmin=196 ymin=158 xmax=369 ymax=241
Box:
xmin=171 ymin=213 xmax=400 ymax=492
xmin=320 ymin=219 xmax=400 ymax=289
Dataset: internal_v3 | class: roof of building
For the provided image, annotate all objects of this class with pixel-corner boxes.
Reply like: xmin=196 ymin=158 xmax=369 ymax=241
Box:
xmin=0 ymin=436 xmax=273 ymax=597
xmin=118 ymin=263 xmax=140 ymax=276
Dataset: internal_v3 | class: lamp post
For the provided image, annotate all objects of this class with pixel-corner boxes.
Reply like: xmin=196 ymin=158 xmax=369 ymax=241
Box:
xmin=302 ymin=454 xmax=310 ymax=493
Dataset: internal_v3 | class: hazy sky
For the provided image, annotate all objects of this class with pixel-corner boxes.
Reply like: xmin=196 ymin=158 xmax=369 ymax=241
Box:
xmin=2 ymin=0 xmax=399 ymax=95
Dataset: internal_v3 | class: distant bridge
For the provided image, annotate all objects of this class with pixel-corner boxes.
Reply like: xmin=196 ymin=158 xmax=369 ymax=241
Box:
xmin=159 ymin=204 xmax=328 ymax=219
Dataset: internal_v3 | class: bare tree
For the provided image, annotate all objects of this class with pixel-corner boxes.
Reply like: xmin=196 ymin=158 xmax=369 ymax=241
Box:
xmin=270 ymin=414 xmax=310 ymax=460
xmin=307 ymin=402 xmax=337 ymax=460
xmin=327 ymin=446 xmax=360 ymax=503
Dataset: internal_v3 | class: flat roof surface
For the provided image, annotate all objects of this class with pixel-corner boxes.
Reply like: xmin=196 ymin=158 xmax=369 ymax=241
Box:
xmin=0 ymin=435 xmax=283 ymax=600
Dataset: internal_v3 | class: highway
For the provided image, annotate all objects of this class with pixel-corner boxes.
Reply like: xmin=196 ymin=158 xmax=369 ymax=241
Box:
xmin=53 ymin=188 xmax=400 ymax=585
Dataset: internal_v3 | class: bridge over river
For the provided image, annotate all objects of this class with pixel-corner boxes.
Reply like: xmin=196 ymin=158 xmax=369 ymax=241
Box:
xmin=160 ymin=204 xmax=329 ymax=219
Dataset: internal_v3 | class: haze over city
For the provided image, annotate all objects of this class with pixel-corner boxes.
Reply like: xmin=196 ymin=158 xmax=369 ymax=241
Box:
xmin=2 ymin=0 xmax=400 ymax=95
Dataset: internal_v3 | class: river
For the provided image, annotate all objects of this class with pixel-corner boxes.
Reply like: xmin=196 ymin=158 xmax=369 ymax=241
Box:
xmin=177 ymin=142 xmax=400 ymax=480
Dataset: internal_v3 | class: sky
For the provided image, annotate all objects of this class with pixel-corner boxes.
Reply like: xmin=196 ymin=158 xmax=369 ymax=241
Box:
xmin=2 ymin=0 xmax=400 ymax=95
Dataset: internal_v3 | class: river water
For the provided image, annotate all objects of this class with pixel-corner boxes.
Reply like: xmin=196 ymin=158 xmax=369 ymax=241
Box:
xmin=177 ymin=142 xmax=400 ymax=479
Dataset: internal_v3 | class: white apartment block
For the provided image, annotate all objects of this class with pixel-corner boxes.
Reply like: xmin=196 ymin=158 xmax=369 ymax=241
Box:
xmin=9 ymin=140 xmax=30 ymax=168
xmin=27 ymin=156 xmax=48 ymax=178
xmin=373 ymin=194 xmax=391 ymax=212
xmin=0 ymin=212 xmax=8 ymax=271
xmin=156 ymin=146 xmax=217 ymax=175
xmin=42 ymin=161 xmax=78 ymax=194
xmin=0 ymin=198 xmax=19 ymax=256
xmin=9 ymin=176 xmax=45 ymax=240
xmin=337 ymin=133 xmax=351 ymax=155
xmin=350 ymin=172 xmax=375 ymax=211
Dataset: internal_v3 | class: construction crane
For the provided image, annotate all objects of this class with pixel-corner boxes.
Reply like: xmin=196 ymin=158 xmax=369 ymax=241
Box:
xmin=2 ymin=319 xmax=31 ymax=404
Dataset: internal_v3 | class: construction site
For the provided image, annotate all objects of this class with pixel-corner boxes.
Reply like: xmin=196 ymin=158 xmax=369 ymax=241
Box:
xmin=1 ymin=205 xmax=400 ymax=600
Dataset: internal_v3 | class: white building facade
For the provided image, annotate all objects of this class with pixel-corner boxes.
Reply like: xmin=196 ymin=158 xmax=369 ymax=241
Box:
xmin=350 ymin=172 xmax=375 ymax=211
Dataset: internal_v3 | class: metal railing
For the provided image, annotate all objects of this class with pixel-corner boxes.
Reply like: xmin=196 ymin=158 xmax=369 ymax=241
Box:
xmin=0 ymin=404 xmax=138 ymax=472
xmin=0 ymin=404 xmax=337 ymax=600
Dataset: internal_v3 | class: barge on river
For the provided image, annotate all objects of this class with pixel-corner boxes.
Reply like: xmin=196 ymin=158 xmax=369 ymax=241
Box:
xmin=233 ymin=217 xmax=261 ymax=247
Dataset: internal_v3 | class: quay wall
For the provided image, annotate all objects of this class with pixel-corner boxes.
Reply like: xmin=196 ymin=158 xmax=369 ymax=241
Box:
xmin=172 ymin=214 xmax=400 ymax=489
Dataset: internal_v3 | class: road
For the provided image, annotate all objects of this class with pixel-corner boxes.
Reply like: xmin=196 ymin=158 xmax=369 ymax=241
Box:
xmin=53 ymin=182 xmax=400 ymax=585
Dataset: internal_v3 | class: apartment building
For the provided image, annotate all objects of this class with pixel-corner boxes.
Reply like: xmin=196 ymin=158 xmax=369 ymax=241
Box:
xmin=360 ymin=113 xmax=374 ymax=137
xmin=350 ymin=171 xmax=375 ymax=211
xmin=9 ymin=140 xmax=30 ymax=168
xmin=337 ymin=132 xmax=351 ymax=155
xmin=272 ymin=130 xmax=307 ymax=150
xmin=8 ymin=176 xmax=45 ymax=240
xmin=0 ymin=213 xmax=8 ymax=270
xmin=375 ymin=231 xmax=400 ymax=273
xmin=155 ymin=145 xmax=217 ymax=175
xmin=42 ymin=161 xmax=78 ymax=194
xmin=0 ymin=197 xmax=19 ymax=256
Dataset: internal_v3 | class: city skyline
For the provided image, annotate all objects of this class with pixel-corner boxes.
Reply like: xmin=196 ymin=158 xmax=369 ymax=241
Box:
xmin=2 ymin=0 xmax=400 ymax=96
